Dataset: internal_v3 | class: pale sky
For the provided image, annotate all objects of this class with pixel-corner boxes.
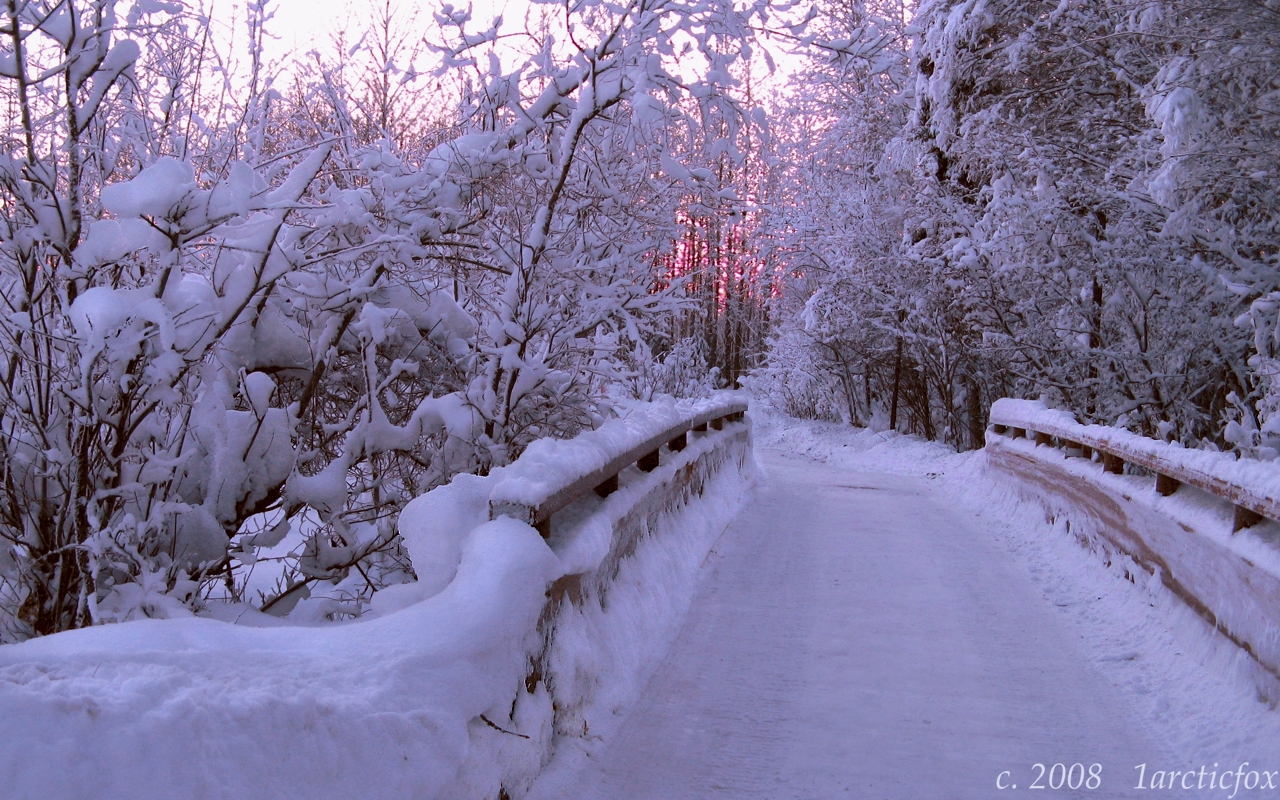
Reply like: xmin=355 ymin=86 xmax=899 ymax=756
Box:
xmin=262 ymin=0 xmax=510 ymax=57
xmin=213 ymin=0 xmax=802 ymax=93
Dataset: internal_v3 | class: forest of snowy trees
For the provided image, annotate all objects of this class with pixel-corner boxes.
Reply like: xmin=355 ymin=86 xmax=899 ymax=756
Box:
xmin=0 ymin=0 xmax=1276 ymax=637
xmin=759 ymin=0 xmax=1280 ymax=459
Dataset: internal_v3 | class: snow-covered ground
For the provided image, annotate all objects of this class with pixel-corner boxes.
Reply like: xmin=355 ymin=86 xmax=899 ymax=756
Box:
xmin=4 ymin=410 xmax=1280 ymax=799
xmin=528 ymin=415 xmax=1280 ymax=798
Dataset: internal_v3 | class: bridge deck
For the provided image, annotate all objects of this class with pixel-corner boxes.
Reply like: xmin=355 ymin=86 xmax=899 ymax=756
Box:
xmin=533 ymin=447 xmax=1169 ymax=799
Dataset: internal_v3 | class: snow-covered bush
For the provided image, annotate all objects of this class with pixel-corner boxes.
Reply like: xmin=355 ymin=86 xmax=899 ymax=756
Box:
xmin=0 ymin=0 xmax=788 ymax=639
xmin=617 ymin=337 xmax=720 ymax=401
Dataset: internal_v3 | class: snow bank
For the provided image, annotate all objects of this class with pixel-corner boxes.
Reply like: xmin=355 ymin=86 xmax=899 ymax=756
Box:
xmin=0 ymin=517 xmax=556 ymax=800
xmin=0 ymin=395 xmax=754 ymax=800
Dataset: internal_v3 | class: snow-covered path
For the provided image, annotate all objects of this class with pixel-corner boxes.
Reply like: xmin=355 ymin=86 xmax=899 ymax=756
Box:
xmin=546 ymin=447 xmax=1166 ymax=799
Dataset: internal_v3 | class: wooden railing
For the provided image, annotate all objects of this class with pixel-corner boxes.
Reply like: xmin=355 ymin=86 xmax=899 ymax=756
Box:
xmin=988 ymin=399 xmax=1280 ymax=532
xmin=489 ymin=401 xmax=749 ymax=538
xmin=479 ymin=397 xmax=752 ymax=756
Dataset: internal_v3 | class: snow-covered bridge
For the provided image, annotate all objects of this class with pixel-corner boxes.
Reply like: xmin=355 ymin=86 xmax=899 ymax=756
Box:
xmin=2 ymin=396 xmax=1280 ymax=799
xmin=531 ymin=403 xmax=1280 ymax=799
xmin=535 ymin=448 xmax=1160 ymax=798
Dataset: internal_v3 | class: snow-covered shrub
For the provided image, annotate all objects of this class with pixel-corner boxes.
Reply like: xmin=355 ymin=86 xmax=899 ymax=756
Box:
xmin=618 ymin=337 xmax=720 ymax=401
xmin=0 ymin=0 xmax=789 ymax=639
xmin=754 ymin=323 xmax=857 ymax=424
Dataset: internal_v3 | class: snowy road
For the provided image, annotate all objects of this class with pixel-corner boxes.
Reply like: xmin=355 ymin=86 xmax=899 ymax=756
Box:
xmin=546 ymin=447 xmax=1166 ymax=799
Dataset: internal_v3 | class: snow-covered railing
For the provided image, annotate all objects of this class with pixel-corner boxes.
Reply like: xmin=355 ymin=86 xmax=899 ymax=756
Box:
xmin=488 ymin=398 xmax=748 ymax=538
xmin=988 ymin=399 xmax=1280 ymax=532
xmin=985 ymin=398 xmax=1280 ymax=688
xmin=0 ymin=396 xmax=755 ymax=800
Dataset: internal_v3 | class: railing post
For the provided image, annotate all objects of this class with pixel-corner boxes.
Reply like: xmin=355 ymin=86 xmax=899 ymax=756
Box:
xmin=638 ymin=449 xmax=660 ymax=472
xmin=692 ymin=421 xmax=707 ymax=432
xmin=1234 ymin=506 xmax=1264 ymax=533
xmin=711 ymin=417 xmax=723 ymax=431
xmin=1155 ymin=473 xmax=1180 ymax=497
xmin=1102 ymin=453 xmax=1125 ymax=474
xmin=1012 ymin=427 xmax=1027 ymax=439
xmin=594 ymin=474 xmax=619 ymax=497
xmin=991 ymin=424 xmax=1008 ymax=435
xmin=1035 ymin=431 xmax=1052 ymax=447
xmin=668 ymin=431 xmax=687 ymax=451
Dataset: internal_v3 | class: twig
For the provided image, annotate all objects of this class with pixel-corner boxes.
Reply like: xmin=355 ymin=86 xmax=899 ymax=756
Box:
xmin=479 ymin=714 xmax=530 ymax=739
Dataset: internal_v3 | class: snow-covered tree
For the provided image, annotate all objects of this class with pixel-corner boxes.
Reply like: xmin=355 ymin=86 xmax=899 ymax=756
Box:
xmin=0 ymin=0 xmax=793 ymax=638
xmin=757 ymin=0 xmax=1273 ymax=454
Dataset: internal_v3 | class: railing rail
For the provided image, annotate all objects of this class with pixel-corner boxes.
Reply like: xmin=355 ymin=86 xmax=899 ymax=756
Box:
xmin=988 ymin=399 xmax=1280 ymax=531
xmin=490 ymin=400 xmax=749 ymax=537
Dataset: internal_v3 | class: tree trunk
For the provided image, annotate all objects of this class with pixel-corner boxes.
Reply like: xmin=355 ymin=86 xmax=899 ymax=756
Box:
xmin=890 ymin=337 xmax=903 ymax=431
